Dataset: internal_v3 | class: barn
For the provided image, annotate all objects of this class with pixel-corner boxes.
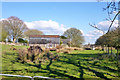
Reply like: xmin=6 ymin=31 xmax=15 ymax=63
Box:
xmin=29 ymin=35 xmax=60 ymax=48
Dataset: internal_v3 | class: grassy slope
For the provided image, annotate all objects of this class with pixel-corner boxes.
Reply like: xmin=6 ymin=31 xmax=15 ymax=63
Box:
xmin=1 ymin=44 xmax=119 ymax=80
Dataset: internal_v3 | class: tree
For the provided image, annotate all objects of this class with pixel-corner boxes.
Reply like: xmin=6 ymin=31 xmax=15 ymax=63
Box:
xmin=1 ymin=28 xmax=8 ymax=42
xmin=90 ymin=1 xmax=120 ymax=53
xmin=0 ymin=21 xmax=8 ymax=42
xmin=18 ymin=38 xmax=25 ymax=43
xmin=95 ymin=36 xmax=105 ymax=46
xmin=24 ymin=29 xmax=44 ymax=38
xmin=95 ymin=27 xmax=119 ymax=53
xmin=60 ymin=36 xmax=67 ymax=39
xmin=93 ymin=1 xmax=120 ymax=77
xmin=18 ymin=38 xmax=28 ymax=44
xmin=2 ymin=16 xmax=28 ymax=43
xmin=63 ymin=28 xmax=84 ymax=47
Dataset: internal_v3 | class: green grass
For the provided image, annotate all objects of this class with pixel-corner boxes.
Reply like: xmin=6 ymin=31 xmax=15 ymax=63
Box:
xmin=1 ymin=44 xmax=119 ymax=80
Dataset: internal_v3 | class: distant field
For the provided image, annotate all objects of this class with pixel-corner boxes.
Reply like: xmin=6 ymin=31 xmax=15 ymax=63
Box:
xmin=1 ymin=44 xmax=119 ymax=80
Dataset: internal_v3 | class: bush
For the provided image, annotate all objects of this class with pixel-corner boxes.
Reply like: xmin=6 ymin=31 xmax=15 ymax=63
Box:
xmin=18 ymin=46 xmax=59 ymax=68
xmin=56 ymin=46 xmax=62 ymax=49
xmin=18 ymin=38 xmax=24 ymax=43
xmin=18 ymin=38 xmax=28 ymax=43
xmin=18 ymin=48 xmax=27 ymax=63
xmin=63 ymin=50 xmax=70 ymax=54
xmin=84 ymin=48 xmax=91 ymax=50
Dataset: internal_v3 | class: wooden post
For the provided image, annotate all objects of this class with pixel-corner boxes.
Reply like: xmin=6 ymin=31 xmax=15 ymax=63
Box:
xmin=108 ymin=45 xmax=109 ymax=54
xmin=111 ymin=47 xmax=112 ymax=54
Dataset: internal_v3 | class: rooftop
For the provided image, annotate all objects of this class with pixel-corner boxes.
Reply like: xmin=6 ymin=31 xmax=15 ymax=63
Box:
xmin=29 ymin=35 xmax=60 ymax=38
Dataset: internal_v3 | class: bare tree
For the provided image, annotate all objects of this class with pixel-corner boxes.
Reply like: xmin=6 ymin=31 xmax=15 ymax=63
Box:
xmin=2 ymin=16 xmax=28 ymax=43
xmin=24 ymin=29 xmax=44 ymax=39
xmin=89 ymin=0 xmax=120 ymax=53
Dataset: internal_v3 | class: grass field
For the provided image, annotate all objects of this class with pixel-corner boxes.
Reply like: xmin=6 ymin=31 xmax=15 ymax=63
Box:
xmin=1 ymin=44 xmax=119 ymax=80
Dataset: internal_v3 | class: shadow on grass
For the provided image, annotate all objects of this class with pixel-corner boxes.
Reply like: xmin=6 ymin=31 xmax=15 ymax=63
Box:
xmin=46 ymin=59 xmax=52 ymax=70
xmin=3 ymin=70 xmax=22 ymax=73
xmin=24 ymin=61 xmax=44 ymax=69
xmin=83 ymin=67 xmax=111 ymax=80
xmin=89 ymin=62 xmax=118 ymax=72
xmin=27 ymin=70 xmax=48 ymax=74
xmin=57 ymin=59 xmax=111 ymax=80
xmin=45 ymin=68 xmax=79 ymax=80
xmin=68 ymin=53 xmax=100 ymax=58
xmin=46 ymin=59 xmax=78 ymax=79
xmin=78 ymin=61 xmax=84 ymax=80
xmin=23 ymin=56 xmax=79 ymax=79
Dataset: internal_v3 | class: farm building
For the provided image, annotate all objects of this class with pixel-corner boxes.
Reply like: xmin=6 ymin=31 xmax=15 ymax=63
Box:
xmin=29 ymin=35 xmax=60 ymax=48
xmin=29 ymin=35 xmax=70 ymax=48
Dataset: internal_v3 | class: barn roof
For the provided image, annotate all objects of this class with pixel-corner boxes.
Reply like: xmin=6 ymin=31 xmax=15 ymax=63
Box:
xmin=29 ymin=35 xmax=60 ymax=38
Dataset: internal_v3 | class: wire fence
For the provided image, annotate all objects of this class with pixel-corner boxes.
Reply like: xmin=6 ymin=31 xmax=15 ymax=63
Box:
xmin=0 ymin=74 xmax=60 ymax=80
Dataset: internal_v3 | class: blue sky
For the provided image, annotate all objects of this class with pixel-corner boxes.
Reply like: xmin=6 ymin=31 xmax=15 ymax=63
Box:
xmin=2 ymin=2 xmax=118 ymax=44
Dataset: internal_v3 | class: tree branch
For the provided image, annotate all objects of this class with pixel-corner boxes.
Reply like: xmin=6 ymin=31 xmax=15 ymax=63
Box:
xmin=107 ymin=11 xmax=120 ymax=33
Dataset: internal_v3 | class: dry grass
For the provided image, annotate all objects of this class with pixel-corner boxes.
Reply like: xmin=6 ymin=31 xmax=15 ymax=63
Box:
xmin=56 ymin=47 xmax=83 ymax=54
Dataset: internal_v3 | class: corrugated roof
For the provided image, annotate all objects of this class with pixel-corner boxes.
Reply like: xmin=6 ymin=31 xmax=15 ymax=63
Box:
xmin=29 ymin=35 xmax=60 ymax=38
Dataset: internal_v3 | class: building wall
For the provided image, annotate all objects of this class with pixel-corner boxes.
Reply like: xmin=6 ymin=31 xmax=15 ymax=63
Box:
xmin=29 ymin=44 xmax=60 ymax=49
xmin=29 ymin=37 xmax=60 ymax=44
xmin=29 ymin=37 xmax=60 ymax=48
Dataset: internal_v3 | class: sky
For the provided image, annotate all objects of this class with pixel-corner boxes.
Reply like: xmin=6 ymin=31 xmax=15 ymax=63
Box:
xmin=1 ymin=2 xmax=119 ymax=44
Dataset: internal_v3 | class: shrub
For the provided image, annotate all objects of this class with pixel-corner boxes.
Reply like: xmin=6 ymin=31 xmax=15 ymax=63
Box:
xmin=18 ymin=38 xmax=25 ymax=43
xmin=18 ymin=38 xmax=28 ymax=43
xmin=63 ymin=50 xmax=70 ymax=54
xmin=18 ymin=46 xmax=59 ymax=68
xmin=18 ymin=49 xmax=27 ymax=63
xmin=56 ymin=46 xmax=62 ymax=49
xmin=84 ymin=48 xmax=91 ymax=50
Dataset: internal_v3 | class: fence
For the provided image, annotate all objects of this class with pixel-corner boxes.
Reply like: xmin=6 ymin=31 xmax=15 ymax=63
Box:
xmin=0 ymin=74 xmax=59 ymax=80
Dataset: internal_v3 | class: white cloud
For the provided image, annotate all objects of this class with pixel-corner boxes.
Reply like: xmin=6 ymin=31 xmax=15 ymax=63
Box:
xmin=85 ymin=20 xmax=118 ymax=44
xmin=80 ymin=30 xmax=84 ymax=34
xmin=96 ymin=20 xmax=118 ymax=31
xmin=84 ymin=30 xmax=103 ymax=44
xmin=85 ymin=30 xmax=103 ymax=38
xmin=0 ymin=18 xmax=6 ymax=21
xmin=25 ymin=20 xmax=68 ymax=35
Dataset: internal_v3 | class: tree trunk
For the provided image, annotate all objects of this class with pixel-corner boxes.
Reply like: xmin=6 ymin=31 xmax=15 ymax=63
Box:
xmin=103 ymin=45 xmax=104 ymax=51
xmin=111 ymin=47 xmax=112 ymax=54
xmin=108 ymin=45 xmax=109 ymax=54
xmin=105 ymin=45 xmax=107 ymax=53
xmin=117 ymin=48 xmax=118 ymax=54
xmin=13 ymin=37 xmax=16 ymax=43
xmin=102 ymin=46 xmax=104 ymax=51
